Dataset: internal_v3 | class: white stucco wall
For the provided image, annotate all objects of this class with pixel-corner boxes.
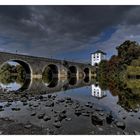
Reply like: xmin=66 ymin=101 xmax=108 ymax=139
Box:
xmin=91 ymin=53 xmax=105 ymax=66
xmin=91 ymin=84 xmax=106 ymax=98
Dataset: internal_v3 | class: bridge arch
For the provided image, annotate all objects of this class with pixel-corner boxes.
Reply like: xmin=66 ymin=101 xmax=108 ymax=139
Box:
xmin=84 ymin=67 xmax=90 ymax=77
xmin=0 ymin=59 xmax=32 ymax=91
xmin=68 ymin=66 xmax=77 ymax=78
xmin=42 ymin=64 xmax=59 ymax=88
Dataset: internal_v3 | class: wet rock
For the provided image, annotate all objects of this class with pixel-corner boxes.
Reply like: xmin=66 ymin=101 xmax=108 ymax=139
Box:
xmin=122 ymin=116 xmax=126 ymax=120
xmin=8 ymin=99 xmax=13 ymax=102
xmin=52 ymin=95 xmax=56 ymax=100
xmin=95 ymin=107 xmax=103 ymax=112
xmin=55 ymin=116 xmax=61 ymax=122
xmin=123 ymin=131 xmax=129 ymax=135
xmin=21 ymin=97 xmax=27 ymax=103
xmin=61 ymin=110 xmax=66 ymax=114
xmin=75 ymin=109 xmax=82 ymax=116
xmin=38 ymin=113 xmax=45 ymax=119
xmin=65 ymin=97 xmax=71 ymax=101
xmin=85 ymin=102 xmax=93 ymax=108
xmin=134 ymin=108 xmax=139 ymax=113
xmin=90 ymin=131 xmax=95 ymax=134
xmin=45 ymin=128 xmax=54 ymax=135
xmin=48 ymin=95 xmax=52 ymax=98
xmin=98 ymin=127 xmax=103 ymax=131
xmin=106 ymin=112 xmax=114 ymax=124
xmin=0 ymin=131 xmax=2 ymax=135
xmin=53 ymin=122 xmax=61 ymax=128
xmin=115 ymin=121 xmax=126 ymax=130
xmin=35 ymin=96 xmax=40 ymax=100
xmin=134 ymin=130 xmax=140 ymax=135
xmin=5 ymin=102 xmax=12 ymax=107
xmin=65 ymin=97 xmax=73 ymax=104
xmin=57 ymin=99 xmax=65 ymax=103
xmin=0 ymin=108 xmax=4 ymax=111
xmin=99 ymin=112 xmax=104 ymax=116
xmin=91 ymin=113 xmax=104 ymax=126
xmin=45 ymin=101 xmax=54 ymax=107
xmin=39 ymin=95 xmax=44 ymax=100
xmin=59 ymin=112 xmax=67 ymax=121
xmin=29 ymin=103 xmax=33 ymax=107
xmin=31 ymin=111 xmax=36 ymax=116
xmin=0 ymin=105 xmax=3 ymax=109
xmin=43 ymin=115 xmax=51 ymax=121
xmin=81 ymin=112 xmax=90 ymax=117
xmin=65 ymin=117 xmax=72 ymax=121
xmin=117 ymin=131 xmax=121 ymax=135
xmin=24 ymin=124 xmax=32 ymax=129
xmin=23 ymin=102 xmax=28 ymax=106
xmin=11 ymin=107 xmax=20 ymax=111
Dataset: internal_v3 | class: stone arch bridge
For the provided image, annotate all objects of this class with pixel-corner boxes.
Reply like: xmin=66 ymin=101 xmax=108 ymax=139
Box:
xmin=0 ymin=52 xmax=95 ymax=81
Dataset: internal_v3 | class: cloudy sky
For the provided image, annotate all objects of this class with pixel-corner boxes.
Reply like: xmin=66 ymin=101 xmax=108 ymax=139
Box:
xmin=0 ymin=6 xmax=140 ymax=63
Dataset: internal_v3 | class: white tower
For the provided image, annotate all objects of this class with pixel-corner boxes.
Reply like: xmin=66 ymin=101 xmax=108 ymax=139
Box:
xmin=91 ymin=50 xmax=106 ymax=66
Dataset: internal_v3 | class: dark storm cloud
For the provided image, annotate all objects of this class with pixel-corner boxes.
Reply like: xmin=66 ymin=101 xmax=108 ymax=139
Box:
xmin=0 ymin=6 xmax=140 ymax=60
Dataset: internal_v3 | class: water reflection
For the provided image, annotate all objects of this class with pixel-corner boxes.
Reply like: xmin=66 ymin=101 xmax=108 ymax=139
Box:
xmin=69 ymin=77 xmax=77 ymax=86
xmin=0 ymin=61 xmax=27 ymax=92
xmin=91 ymin=84 xmax=106 ymax=99
xmin=0 ymin=62 xmax=140 ymax=113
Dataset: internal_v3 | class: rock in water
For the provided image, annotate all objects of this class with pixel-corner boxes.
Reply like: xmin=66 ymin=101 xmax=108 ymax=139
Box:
xmin=24 ymin=124 xmax=32 ymax=129
xmin=38 ymin=113 xmax=45 ymax=119
xmin=115 ymin=121 xmax=126 ymax=130
xmin=91 ymin=113 xmax=104 ymax=126
xmin=45 ymin=101 xmax=54 ymax=107
xmin=43 ymin=115 xmax=51 ymax=121
xmin=31 ymin=111 xmax=36 ymax=116
xmin=53 ymin=122 xmax=61 ymax=128
xmin=134 ymin=130 xmax=140 ymax=135
xmin=75 ymin=109 xmax=82 ymax=116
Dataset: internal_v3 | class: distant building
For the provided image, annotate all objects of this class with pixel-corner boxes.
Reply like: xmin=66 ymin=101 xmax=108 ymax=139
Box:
xmin=91 ymin=84 xmax=106 ymax=99
xmin=91 ymin=50 xmax=106 ymax=66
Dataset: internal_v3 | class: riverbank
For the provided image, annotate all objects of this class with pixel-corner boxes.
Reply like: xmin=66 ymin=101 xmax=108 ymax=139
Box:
xmin=0 ymin=92 xmax=139 ymax=135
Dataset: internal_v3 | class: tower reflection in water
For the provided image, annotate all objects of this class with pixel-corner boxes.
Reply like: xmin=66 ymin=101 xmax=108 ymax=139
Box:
xmin=91 ymin=84 xmax=107 ymax=99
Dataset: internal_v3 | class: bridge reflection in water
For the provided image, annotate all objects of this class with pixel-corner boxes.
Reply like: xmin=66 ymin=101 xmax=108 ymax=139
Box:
xmin=0 ymin=72 xmax=93 ymax=95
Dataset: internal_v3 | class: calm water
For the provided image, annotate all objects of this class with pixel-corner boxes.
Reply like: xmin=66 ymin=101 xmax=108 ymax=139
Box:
xmin=0 ymin=76 xmax=140 ymax=134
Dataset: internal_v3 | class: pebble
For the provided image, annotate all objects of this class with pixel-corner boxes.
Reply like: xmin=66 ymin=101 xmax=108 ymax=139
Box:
xmin=31 ymin=112 xmax=36 ymax=116
xmin=91 ymin=113 xmax=104 ymax=126
xmin=23 ymin=102 xmax=28 ymax=106
xmin=134 ymin=130 xmax=140 ymax=135
xmin=82 ymin=112 xmax=90 ymax=117
xmin=53 ymin=122 xmax=61 ymax=128
xmin=38 ymin=113 xmax=45 ymax=119
xmin=24 ymin=124 xmax=32 ymax=129
xmin=48 ymin=95 xmax=52 ymax=98
xmin=123 ymin=131 xmax=129 ymax=135
xmin=43 ymin=115 xmax=51 ymax=121
xmin=0 ymin=108 xmax=4 ymax=111
xmin=11 ymin=107 xmax=20 ymax=111
xmin=45 ymin=101 xmax=54 ymax=107
xmin=115 ymin=121 xmax=126 ymax=130
xmin=0 ymin=106 xmax=3 ymax=109
xmin=65 ymin=117 xmax=72 ymax=121
xmin=98 ymin=127 xmax=103 ymax=131
xmin=5 ymin=102 xmax=12 ymax=107
xmin=75 ymin=109 xmax=82 ymax=116
xmin=58 ymin=99 xmax=65 ymax=103
xmin=85 ymin=102 xmax=93 ymax=108
xmin=99 ymin=112 xmax=104 ymax=116
xmin=0 ymin=131 xmax=3 ymax=135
